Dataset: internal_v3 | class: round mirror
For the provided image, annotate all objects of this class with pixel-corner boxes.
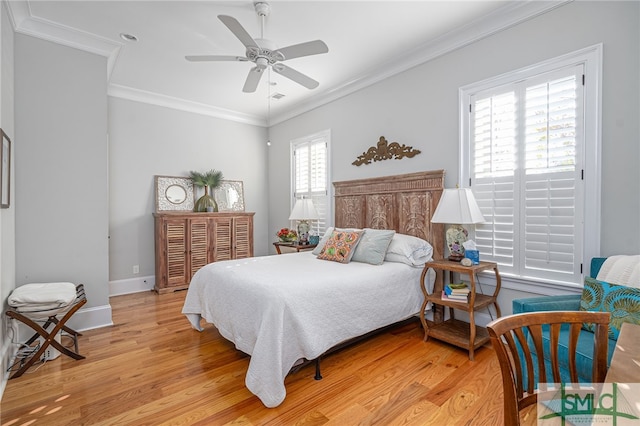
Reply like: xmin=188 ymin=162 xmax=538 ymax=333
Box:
xmin=165 ymin=184 xmax=187 ymax=204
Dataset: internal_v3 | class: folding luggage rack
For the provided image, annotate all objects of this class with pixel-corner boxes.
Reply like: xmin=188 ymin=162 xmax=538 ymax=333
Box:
xmin=5 ymin=284 xmax=86 ymax=379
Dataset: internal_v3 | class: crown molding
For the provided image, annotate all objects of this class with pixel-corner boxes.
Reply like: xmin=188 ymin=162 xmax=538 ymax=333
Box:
xmin=270 ymin=0 xmax=571 ymax=125
xmin=108 ymin=84 xmax=266 ymax=127
xmin=5 ymin=0 xmax=122 ymax=79
xmin=5 ymin=0 xmax=571 ymax=127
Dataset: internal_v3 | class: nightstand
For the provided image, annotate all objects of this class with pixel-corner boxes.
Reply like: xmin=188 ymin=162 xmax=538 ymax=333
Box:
xmin=419 ymin=259 xmax=502 ymax=360
xmin=273 ymin=241 xmax=318 ymax=254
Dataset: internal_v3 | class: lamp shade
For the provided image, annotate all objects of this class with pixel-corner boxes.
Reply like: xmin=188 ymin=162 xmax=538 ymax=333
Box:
xmin=288 ymin=198 xmax=320 ymax=220
xmin=431 ymin=188 xmax=485 ymax=225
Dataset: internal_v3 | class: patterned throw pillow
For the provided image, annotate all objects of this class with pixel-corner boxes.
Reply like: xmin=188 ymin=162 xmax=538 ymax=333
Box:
xmin=580 ymin=276 xmax=640 ymax=340
xmin=316 ymin=230 xmax=363 ymax=264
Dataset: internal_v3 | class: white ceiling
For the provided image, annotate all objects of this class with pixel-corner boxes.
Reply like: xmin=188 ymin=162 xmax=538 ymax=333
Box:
xmin=6 ymin=1 xmax=566 ymax=126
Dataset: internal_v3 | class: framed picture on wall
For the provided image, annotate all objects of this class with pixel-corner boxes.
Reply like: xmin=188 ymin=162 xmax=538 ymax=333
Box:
xmin=0 ymin=129 xmax=11 ymax=209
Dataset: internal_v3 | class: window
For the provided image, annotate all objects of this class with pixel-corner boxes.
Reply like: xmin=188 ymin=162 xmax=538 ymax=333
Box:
xmin=291 ymin=130 xmax=331 ymax=236
xmin=460 ymin=45 xmax=601 ymax=289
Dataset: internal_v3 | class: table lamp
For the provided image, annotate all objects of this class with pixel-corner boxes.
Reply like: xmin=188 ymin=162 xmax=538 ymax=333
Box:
xmin=289 ymin=197 xmax=320 ymax=244
xmin=431 ymin=188 xmax=485 ymax=262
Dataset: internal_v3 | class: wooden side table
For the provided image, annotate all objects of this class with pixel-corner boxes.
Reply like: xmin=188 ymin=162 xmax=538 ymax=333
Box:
xmin=273 ymin=241 xmax=318 ymax=254
xmin=419 ymin=259 xmax=502 ymax=360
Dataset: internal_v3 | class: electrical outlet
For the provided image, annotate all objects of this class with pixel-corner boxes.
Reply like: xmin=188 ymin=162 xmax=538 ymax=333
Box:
xmin=133 ymin=265 xmax=139 ymax=274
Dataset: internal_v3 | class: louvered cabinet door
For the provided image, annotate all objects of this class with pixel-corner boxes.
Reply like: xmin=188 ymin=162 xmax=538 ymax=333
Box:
xmin=233 ymin=216 xmax=253 ymax=259
xmin=212 ymin=217 xmax=233 ymax=262
xmin=188 ymin=219 xmax=210 ymax=280
xmin=166 ymin=220 xmax=187 ymax=287
xmin=155 ymin=217 xmax=188 ymax=293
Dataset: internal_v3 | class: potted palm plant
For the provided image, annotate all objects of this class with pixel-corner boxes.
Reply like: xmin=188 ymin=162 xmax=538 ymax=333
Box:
xmin=189 ymin=169 xmax=224 ymax=212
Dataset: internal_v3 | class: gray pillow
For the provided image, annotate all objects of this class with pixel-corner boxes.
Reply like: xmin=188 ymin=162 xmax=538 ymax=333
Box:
xmin=312 ymin=227 xmax=334 ymax=255
xmin=352 ymin=229 xmax=396 ymax=265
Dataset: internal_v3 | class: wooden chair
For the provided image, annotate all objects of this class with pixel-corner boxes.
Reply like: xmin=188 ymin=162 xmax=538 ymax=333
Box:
xmin=486 ymin=310 xmax=610 ymax=425
xmin=6 ymin=284 xmax=87 ymax=379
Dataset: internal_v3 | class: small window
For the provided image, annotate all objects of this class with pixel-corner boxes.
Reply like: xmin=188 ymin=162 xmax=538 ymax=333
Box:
xmin=291 ymin=130 xmax=331 ymax=235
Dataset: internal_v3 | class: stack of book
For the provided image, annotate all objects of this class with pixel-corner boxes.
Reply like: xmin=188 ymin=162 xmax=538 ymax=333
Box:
xmin=442 ymin=282 xmax=470 ymax=302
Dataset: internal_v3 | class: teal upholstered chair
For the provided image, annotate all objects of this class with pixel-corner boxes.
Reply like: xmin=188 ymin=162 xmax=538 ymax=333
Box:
xmin=511 ymin=258 xmax=614 ymax=383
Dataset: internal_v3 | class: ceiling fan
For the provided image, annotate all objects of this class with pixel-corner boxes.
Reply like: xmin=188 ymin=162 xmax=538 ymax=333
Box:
xmin=186 ymin=2 xmax=329 ymax=93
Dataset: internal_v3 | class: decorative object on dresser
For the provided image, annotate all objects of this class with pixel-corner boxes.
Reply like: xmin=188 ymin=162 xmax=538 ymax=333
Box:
xmin=1 ymin=129 xmax=11 ymax=208
xmin=189 ymin=169 xmax=224 ymax=212
xmin=153 ymin=211 xmax=254 ymax=294
xmin=155 ymin=176 xmax=195 ymax=212
xmin=214 ymin=180 xmax=245 ymax=212
xmin=351 ymin=136 xmax=421 ymax=166
xmin=288 ymin=197 xmax=319 ymax=244
xmin=430 ymin=187 xmax=485 ymax=262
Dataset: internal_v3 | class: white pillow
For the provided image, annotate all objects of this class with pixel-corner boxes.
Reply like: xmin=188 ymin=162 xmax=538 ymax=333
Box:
xmin=384 ymin=233 xmax=433 ymax=266
xmin=351 ymin=229 xmax=395 ymax=265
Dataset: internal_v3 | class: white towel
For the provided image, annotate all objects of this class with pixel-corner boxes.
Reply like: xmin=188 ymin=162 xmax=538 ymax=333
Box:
xmin=596 ymin=255 xmax=640 ymax=288
xmin=8 ymin=282 xmax=77 ymax=309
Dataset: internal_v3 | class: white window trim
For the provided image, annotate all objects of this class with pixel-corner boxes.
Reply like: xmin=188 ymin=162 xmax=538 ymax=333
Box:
xmin=290 ymin=129 xmax=332 ymax=232
xmin=459 ymin=44 xmax=602 ymax=294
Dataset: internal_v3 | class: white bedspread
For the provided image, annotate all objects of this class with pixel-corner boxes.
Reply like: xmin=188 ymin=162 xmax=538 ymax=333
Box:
xmin=182 ymin=252 xmax=432 ymax=408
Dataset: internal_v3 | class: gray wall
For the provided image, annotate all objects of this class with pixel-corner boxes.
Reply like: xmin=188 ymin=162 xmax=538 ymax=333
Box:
xmin=268 ymin=1 xmax=640 ymax=309
xmin=14 ymin=35 xmax=109 ymax=311
xmin=108 ymin=97 xmax=269 ymax=283
xmin=0 ymin=1 xmax=15 ymax=391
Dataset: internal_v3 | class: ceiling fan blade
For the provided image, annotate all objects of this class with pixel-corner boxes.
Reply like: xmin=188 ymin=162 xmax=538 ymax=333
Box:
xmin=218 ymin=15 xmax=259 ymax=49
xmin=275 ymin=40 xmax=329 ymax=61
xmin=243 ymin=67 xmax=264 ymax=93
xmin=272 ymin=64 xmax=319 ymax=90
xmin=185 ymin=55 xmax=248 ymax=62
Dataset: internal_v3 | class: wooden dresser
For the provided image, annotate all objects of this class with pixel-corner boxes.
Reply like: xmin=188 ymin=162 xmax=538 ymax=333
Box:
xmin=153 ymin=212 xmax=254 ymax=294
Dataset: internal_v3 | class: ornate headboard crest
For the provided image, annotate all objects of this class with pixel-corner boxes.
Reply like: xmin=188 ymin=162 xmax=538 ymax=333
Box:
xmin=352 ymin=136 xmax=421 ymax=166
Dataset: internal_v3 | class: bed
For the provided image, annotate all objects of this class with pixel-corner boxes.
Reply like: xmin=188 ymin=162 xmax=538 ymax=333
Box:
xmin=182 ymin=170 xmax=445 ymax=407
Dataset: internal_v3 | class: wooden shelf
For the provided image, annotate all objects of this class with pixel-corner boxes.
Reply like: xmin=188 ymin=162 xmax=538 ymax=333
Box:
xmin=418 ymin=259 xmax=502 ymax=360
xmin=425 ymin=319 xmax=490 ymax=351
xmin=425 ymin=293 xmax=496 ymax=311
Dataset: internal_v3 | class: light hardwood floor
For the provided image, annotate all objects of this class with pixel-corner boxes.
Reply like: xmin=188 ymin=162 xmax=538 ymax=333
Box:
xmin=0 ymin=290 xmax=529 ymax=425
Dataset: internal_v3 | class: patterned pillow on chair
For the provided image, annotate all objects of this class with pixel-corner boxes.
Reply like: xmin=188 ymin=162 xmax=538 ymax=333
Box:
xmin=580 ymin=276 xmax=640 ymax=340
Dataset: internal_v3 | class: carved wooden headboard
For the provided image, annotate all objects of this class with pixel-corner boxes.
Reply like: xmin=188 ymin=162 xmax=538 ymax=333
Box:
xmin=333 ymin=170 xmax=445 ymax=261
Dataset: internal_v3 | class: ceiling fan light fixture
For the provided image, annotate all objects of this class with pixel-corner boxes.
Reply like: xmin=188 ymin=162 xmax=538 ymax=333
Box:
xmin=256 ymin=57 xmax=269 ymax=69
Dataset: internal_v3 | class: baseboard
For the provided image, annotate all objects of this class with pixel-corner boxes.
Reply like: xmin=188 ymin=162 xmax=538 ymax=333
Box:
xmin=109 ymin=275 xmax=155 ymax=296
xmin=1 ymin=320 xmax=19 ymax=398
xmin=67 ymin=303 xmax=113 ymax=332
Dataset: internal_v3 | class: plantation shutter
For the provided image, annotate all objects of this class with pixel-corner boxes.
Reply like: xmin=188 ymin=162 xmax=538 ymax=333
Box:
xmin=470 ymin=65 xmax=584 ymax=284
xmin=292 ymin=133 xmax=329 ymax=235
